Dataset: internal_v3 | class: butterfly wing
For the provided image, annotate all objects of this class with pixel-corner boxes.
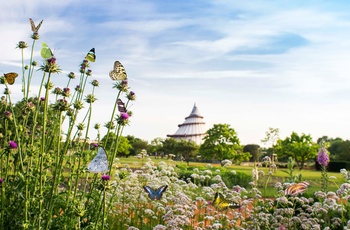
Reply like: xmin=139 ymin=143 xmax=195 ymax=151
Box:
xmin=109 ymin=61 xmax=127 ymax=80
xmin=88 ymin=147 xmax=109 ymax=173
xmin=213 ymin=192 xmax=240 ymax=211
xmin=155 ymin=185 xmax=168 ymax=200
xmin=143 ymin=186 xmax=156 ymax=200
xmin=29 ymin=18 xmax=43 ymax=33
xmin=144 ymin=185 xmax=168 ymax=200
xmin=117 ymin=99 xmax=127 ymax=112
xmin=85 ymin=48 xmax=96 ymax=62
xmin=4 ymin=72 xmax=18 ymax=85
xmin=41 ymin=42 xmax=53 ymax=59
xmin=284 ymin=182 xmax=309 ymax=196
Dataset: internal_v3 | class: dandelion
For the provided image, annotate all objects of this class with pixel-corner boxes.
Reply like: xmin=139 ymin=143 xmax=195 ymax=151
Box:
xmin=9 ymin=141 xmax=18 ymax=149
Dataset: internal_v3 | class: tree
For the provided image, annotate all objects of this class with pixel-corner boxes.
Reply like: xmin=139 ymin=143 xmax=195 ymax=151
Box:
xmin=274 ymin=132 xmax=318 ymax=169
xmin=101 ymin=133 xmax=132 ymax=156
xmin=243 ymin=144 xmax=262 ymax=162
xmin=261 ymin=127 xmax=280 ymax=156
xmin=199 ymin=124 xmax=247 ymax=161
xmin=175 ymin=139 xmax=199 ymax=165
xmin=126 ymin=135 xmax=149 ymax=156
xmin=149 ymin=137 xmax=164 ymax=158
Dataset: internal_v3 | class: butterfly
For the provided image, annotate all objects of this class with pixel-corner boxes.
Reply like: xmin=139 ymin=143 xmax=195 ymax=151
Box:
xmin=85 ymin=48 xmax=96 ymax=62
xmin=109 ymin=61 xmax=127 ymax=80
xmin=284 ymin=181 xmax=309 ymax=196
xmin=3 ymin=72 xmax=19 ymax=85
xmin=118 ymin=99 xmax=127 ymax=112
xmin=143 ymin=185 xmax=168 ymax=200
xmin=29 ymin=18 xmax=43 ymax=34
xmin=41 ymin=42 xmax=54 ymax=59
xmin=87 ymin=147 xmax=109 ymax=173
xmin=212 ymin=192 xmax=241 ymax=211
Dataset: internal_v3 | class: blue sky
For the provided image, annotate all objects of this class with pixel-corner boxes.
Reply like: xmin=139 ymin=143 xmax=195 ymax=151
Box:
xmin=1 ymin=0 xmax=350 ymax=146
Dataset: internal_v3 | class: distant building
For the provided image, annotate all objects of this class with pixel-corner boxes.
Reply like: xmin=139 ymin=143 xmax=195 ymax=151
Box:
xmin=167 ymin=103 xmax=206 ymax=145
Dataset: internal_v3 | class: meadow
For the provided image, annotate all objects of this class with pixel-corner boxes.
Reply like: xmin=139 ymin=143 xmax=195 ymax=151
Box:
xmin=2 ymin=19 xmax=350 ymax=230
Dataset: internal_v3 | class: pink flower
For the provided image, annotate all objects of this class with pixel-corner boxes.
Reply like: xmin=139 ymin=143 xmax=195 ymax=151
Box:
xmin=9 ymin=141 xmax=18 ymax=149
xmin=102 ymin=174 xmax=110 ymax=181
xmin=317 ymin=147 xmax=330 ymax=166
xmin=120 ymin=112 xmax=129 ymax=120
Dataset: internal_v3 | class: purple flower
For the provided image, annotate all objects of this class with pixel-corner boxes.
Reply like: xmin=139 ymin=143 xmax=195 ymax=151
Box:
xmin=317 ymin=147 xmax=330 ymax=166
xmin=0 ymin=178 xmax=3 ymax=184
xmin=93 ymin=143 xmax=98 ymax=148
xmin=120 ymin=112 xmax=129 ymax=120
xmin=41 ymin=97 xmax=45 ymax=101
xmin=102 ymin=174 xmax=110 ymax=181
xmin=9 ymin=141 xmax=18 ymax=149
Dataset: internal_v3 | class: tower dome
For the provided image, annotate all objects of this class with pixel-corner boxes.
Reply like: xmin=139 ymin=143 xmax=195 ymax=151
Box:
xmin=167 ymin=103 xmax=206 ymax=145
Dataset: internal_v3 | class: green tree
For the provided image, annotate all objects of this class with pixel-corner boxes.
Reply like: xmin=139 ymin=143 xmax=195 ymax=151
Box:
xmin=243 ymin=144 xmax=262 ymax=162
xmin=175 ymin=139 xmax=199 ymax=165
xmin=161 ymin=138 xmax=178 ymax=158
xmin=149 ymin=137 xmax=164 ymax=158
xmin=101 ymin=133 xmax=132 ymax=156
xmin=274 ymin=132 xmax=318 ymax=169
xmin=199 ymin=124 xmax=245 ymax=161
xmin=126 ymin=135 xmax=149 ymax=156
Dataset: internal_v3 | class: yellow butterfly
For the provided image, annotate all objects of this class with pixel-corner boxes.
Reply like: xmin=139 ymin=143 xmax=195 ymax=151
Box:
xmin=41 ymin=42 xmax=54 ymax=59
xmin=109 ymin=61 xmax=127 ymax=80
xmin=284 ymin=181 xmax=309 ymax=196
xmin=3 ymin=72 xmax=19 ymax=85
xmin=29 ymin=18 xmax=43 ymax=34
xmin=212 ymin=192 xmax=240 ymax=211
xmin=85 ymin=48 xmax=96 ymax=62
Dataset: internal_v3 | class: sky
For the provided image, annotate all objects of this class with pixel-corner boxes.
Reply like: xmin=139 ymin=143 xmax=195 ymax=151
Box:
xmin=1 ymin=0 xmax=350 ymax=146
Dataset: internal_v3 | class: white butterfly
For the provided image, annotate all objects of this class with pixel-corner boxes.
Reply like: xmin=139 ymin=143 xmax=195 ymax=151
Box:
xmin=88 ymin=147 xmax=109 ymax=173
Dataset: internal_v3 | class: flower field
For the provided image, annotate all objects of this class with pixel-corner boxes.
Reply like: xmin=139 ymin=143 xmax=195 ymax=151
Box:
xmin=2 ymin=18 xmax=350 ymax=230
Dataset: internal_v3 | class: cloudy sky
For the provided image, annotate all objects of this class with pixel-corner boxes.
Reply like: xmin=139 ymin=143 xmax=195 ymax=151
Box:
xmin=1 ymin=0 xmax=350 ymax=146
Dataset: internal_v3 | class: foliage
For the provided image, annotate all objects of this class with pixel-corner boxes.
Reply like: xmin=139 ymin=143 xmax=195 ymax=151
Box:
xmin=243 ymin=144 xmax=262 ymax=162
xmin=199 ymin=123 xmax=250 ymax=161
xmin=274 ymin=132 xmax=319 ymax=169
xmin=125 ymin=135 xmax=149 ymax=156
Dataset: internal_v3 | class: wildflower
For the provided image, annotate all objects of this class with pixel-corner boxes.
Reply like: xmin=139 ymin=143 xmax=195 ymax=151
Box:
xmin=31 ymin=61 xmax=37 ymax=66
xmin=0 ymin=178 xmax=3 ymax=183
xmin=93 ymin=143 xmax=98 ymax=148
xmin=45 ymin=81 xmax=54 ymax=90
xmin=73 ymin=100 xmax=84 ymax=110
xmin=94 ymin=123 xmax=100 ymax=130
xmin=120 ymin=112 xmax=129 ymax=120
xmin=52 ymin=87 xmax=62 ymax=95
xmin=9 ymin=141 xmax=18 ymax=149
xmin=91 ymin=80 xmax=99 ymax=87
xmin=127 ymin=91 xmax=136 ymax=100
xmin=114 ymin=80 xmax=128 ymax=92
xmin=62 ymin=87 xmax=71 ymax=97
xmin=25 ymin=101 xmax=35 ymax=112
xmin=317 ymin=146 xmax=330 ymax=167
xmin=104 ymin=121 xmax=115 ymax=130
xmin=53 ymin=99 xmax=70 ymax=112
xmin=84 ymin=94 xmax=97 ymax=103
xmin=76 ymin=123 xmax=85 ymax=131
xmin=40 ymin=57 xmax=60 ymax=73
xmin=4 ymin=111 xmax=13 ymax=120
xmin=16 ymin=41 xmax=28 ymax=49
xmin=75 ymin=85 xmax=81 ymax=92
xmin=41 ymin=97 xmax=45 ymax=102
xmin=86 ymin=69 xmax=92 ymax=76
xmin=67 ymin=72 xmax=75 ymax=79
xmin=101 ymin=174 xmax=110 ymax=181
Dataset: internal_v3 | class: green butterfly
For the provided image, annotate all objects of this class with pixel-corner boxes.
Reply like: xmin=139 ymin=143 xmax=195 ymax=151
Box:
xmin=85 ymin=48 xmax=96 ymax=62
xmin=41 ymin=42 xmax=54 ymax=59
